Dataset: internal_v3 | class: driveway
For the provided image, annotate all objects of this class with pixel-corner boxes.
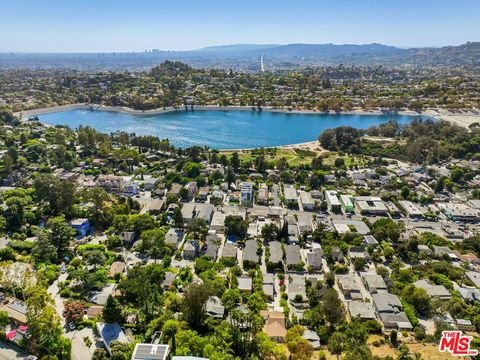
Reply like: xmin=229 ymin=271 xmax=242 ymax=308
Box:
xmin=47 ymin=273 xmax=96 ymax=360
xmin=65 ymin=327 xmax=96 ymax=360
xmin=271 ymin=185 xmax=280 ymax=207
xmin=47 ymin=273 xmax=68 ymax=326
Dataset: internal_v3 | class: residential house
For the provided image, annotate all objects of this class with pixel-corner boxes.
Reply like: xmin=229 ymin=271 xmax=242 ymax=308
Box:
xmin=438 ymin=202 xmax=479 ymax=222
xmin=268 ymin=241 xmax=284 ymax=267
xmin=148 ymin=198 xmax=165 ymax=214
xmin=288 ymin=275 xmax=307 ymax=305
xmin=241 ymin=182 xmax=254 ymax=203
xmin=453 ymin=251 xmax=480 ymax=265
xmin=142 ymin=177 xmax=158 ymax=191
xmin=0 ymin=300 xmax=27 ymax=325
xmin=348 ymin=247 xmax=371 ymax=262
xmin=97 ymin=322 xmax=129 ymax=355
xmin=196 ymin=186 xmax=209 ymax=202
xmin=297 ymin=213 xmax=312 ymax=234
xmin=181 ymin=203 xmax=215 ymax=224
xmin=210 ymin=211 xmax=226 ymax=233
xmin=399 ymin=200 xmax=423 ymax=218
xmin=454 ymin=283 xmax=480 ymax=304
xmin=331 ymin=247 xmax=345 ymax=263
xmin=303 ymin=329 xmax=320 ymax=350
xmin=432 ymin=246 xmax=457 ymax=260
xmin=257 ymin=183 xmax=269 ymax=205
xmin=89 ymin=283 xmax=116 ymax=305
xmin=260 ymin=310 xmax=287 ymax=342
xmin=299 ymin=191 xmax=315 ymax=211
xmin=238 ymin=277 xmax=253 ymax=292
xmin=332 ymin=220 xmax=370 ymax=235
xmin=183 ymin=240 xmax=199 ymax=260
xmin=221 ymin=243 xmax=237 ymax=264
xmin=131 ymin=344 xmax=169 ymax=360
xmin=97 ymin=175 xmax=124 ymax=193
xmin=288 ymin=223 xmax=299 ymax=240
xmin=68 ymin=218 xmax=90 ymax=237
xmin=167 ymin=183 xmax=182 ymax=198
xmin=166 ymin=203 xmax=179 ymax=217
xmin=165 ymin=228 xmax=184 ymax=249
xmin=337 ymin=275 xmax=362 ymax=300
xmin=340 ymin=194 xmax=354 ymax=213
xmin=205 ymin=296 xmax=225 ymax=319
xmin=285 ymin=245 xmax=303 ymax=271
xmin=109 ymin=262 xmax=126 ymax=278
xmin=122 ymin=231 xmax=136 ymax=245
xmin=185 ymin=181 xmax=197 ymax=200
xmin=284 ymin=185 xmax=298 ymax=206
xmin=413 ymin=280 xmax=452 ymax=300
xmin=223 ymin=205 xmax=247 ymax=219
xmin=211 ymin=190 xmax=225 ymax=203
xmin=372 ymin=293 xmax=412 ymax=330
xmin=123 ymin=181 xmax=139 ymax=196
xmin=355 ymin=196 xmax=388 ymax=216
xmin=243 ymin=240 xmax=259 ymax=267
xmin=348 ymin=301 xmax=376 ymax=320
xmin=203 ymin=238 xmax=220 ymax=261
xmin=306 ymin=248 xmax=323 ymax=272
xmin=325 ymin=190 xmax=341 ymax=213
xmin=162 ymin=272 xmax=176 ymax=290
xmin=324 ymin=174 xmax=336 ymax=184
xmin=364 ymin=235 xmax=379 ymax=247
xmin=418 ymin=244 xmax=433 ymax=257
xmin=363 ymin=274 xmax=388 ymax=294
xmin=262 ymin=274 xmax=276 ymax=300
xmin=86 ymin=305 xmax=103 ymax=320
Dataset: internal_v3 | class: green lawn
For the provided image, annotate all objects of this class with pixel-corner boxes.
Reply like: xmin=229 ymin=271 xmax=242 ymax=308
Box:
xmin=222 ymin=148 xmax=317 ymax=167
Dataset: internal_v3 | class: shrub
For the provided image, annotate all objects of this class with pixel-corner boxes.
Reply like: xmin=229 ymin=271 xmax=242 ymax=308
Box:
xmin=83 ymin=336 xmax=92 ymax=347
xmin=79 ymin=319 xmax=95 ymax=328
xmin=363 ymin=319 xmax=383 ymax=334
xmin=0 ymin=247 xmax=16 ymax=261
xmin=8 ymin=240 xmax=34 ymax=253
xmin=293 ymin=294 xmax=304 ymax=303
xmin=402 ymin=300 xmax=419 ymax=327
xmin=414 ymin=325 xmax=426 ymax=341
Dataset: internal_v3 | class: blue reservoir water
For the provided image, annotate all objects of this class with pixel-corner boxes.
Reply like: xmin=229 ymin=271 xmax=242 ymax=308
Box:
xmin=38 ymin=109 xmax=417 ymax=149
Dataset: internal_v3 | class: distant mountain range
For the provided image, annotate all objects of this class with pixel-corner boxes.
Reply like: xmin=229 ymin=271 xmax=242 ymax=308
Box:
xmin=1 ymin=42 xmax=479 ymax=71
xmin=197 ymin=42 xmax=400 ymax=57
xmin=193 ymin=42 xmax=480 ymax=67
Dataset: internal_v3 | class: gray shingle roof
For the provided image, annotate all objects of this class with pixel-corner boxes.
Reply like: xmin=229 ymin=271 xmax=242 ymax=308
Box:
xmin=285 ymin=244 xmax=302 ymax=266
xmin=243 ymin=240 xmax=259 ymax=263
xmin=269 ymin=241 xmax=283 ymax=264
xmin=221 ymin=243 xmax=237 ymax=258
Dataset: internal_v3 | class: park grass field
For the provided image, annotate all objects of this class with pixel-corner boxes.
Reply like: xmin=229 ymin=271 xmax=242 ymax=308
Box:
xmin=221 ymin=147 xmax=366 ymax=168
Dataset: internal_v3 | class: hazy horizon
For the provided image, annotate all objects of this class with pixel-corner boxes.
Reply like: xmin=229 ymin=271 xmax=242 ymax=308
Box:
xmin=1 ymin=41 xmax=477 ymax=54
xmin=1 ymin=0 xmax=479 ymax=52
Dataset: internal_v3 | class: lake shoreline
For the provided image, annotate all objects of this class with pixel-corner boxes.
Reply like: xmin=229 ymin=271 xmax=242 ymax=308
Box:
xmin=18 ymin=103 xmax=427 ymax=119
xmin=16 ymin=104 xmax=479 ymax=151
xmin=18 ymin=103 xmax=480 ymax=129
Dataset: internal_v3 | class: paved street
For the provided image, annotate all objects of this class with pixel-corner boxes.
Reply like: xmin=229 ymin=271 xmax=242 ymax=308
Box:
xmin=0 ymin=341 xmax=28 ymax=359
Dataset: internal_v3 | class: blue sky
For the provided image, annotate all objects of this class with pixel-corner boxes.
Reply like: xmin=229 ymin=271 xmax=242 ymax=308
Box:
xmin=1 ymin=0 xmax=479 ymax=52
